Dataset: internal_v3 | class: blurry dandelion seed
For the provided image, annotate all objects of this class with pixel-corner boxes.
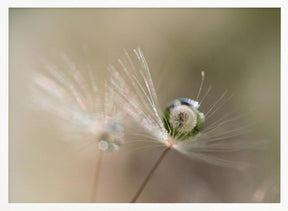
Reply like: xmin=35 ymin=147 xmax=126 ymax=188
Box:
xmin=30 ymin=53 xmax=125 ymax=202
xmin=109 ymin=48 xmax=265 ymax=203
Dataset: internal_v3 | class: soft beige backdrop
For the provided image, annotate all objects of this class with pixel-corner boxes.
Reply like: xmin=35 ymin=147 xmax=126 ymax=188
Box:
xmin=9 ymin=8 xmax=280 ymax=202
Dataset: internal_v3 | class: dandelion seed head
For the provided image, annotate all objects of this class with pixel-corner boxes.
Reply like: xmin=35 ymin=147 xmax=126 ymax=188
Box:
xmin=170 ymin=106 xmax=197 ymax=132
xmin=164 ymin=98 xmax=205 ymax=140
xmin=97 ymin=129 xmax=123 ymax=152
xmin=30 ymin=52 xmax=125 ymax=153
xmin=100 ymin=118 xmax=124 ymax=151
xmin=109 ymin=48 xmax=265 ymax=169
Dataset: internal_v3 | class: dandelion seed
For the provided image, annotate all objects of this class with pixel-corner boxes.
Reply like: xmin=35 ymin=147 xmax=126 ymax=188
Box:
xmin=108 ymin=48 xmax=266 ymax=202
xmin=163 ymin=98 xmax=205 ymax=140
xmin=30 ymin=52 xmax=125 ymax=202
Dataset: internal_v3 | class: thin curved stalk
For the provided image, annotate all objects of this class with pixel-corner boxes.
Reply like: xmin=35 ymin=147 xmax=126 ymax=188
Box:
xmin=91 ymin=151 xmax=103 ymax=202
xmin=130 ymin=146 xmax=171 ymax=203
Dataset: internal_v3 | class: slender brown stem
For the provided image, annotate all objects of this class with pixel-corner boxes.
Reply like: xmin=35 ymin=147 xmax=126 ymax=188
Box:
xmin=91 ymin=151 xmax=103 ymax=202
xmin=130 ymin=146 xmax=171 ymax=203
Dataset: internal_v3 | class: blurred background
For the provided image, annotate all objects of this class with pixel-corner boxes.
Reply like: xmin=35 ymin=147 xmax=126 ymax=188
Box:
xmin=9 ymin=8 xmax=280 ymax=203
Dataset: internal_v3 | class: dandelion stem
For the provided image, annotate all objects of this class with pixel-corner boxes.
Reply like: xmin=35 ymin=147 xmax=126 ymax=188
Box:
xmin=91 ymin=151 xmax=103 ymax=202
xmin=130 ymin=146 xmax=171 ymax=203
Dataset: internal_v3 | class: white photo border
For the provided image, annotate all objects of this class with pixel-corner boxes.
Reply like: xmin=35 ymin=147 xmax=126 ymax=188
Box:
xmin=1 ymin=1 xmax=287 ymax=211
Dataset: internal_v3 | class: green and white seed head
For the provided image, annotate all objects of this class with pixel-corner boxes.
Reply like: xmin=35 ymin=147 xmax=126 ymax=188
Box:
xmin=163 ymin=98 xmax=205 ymax=140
